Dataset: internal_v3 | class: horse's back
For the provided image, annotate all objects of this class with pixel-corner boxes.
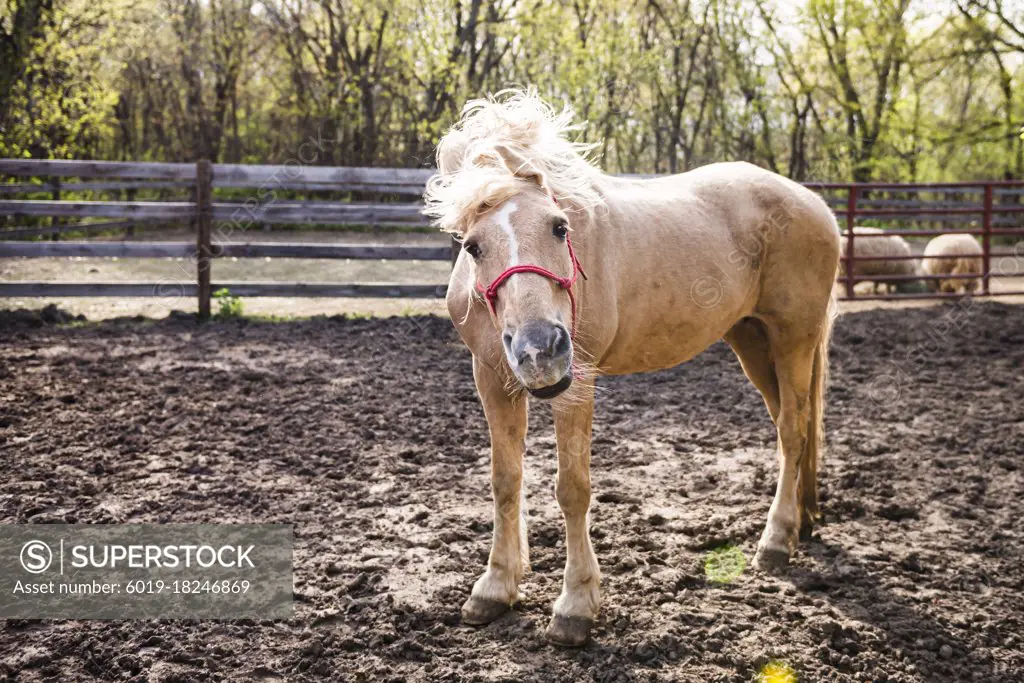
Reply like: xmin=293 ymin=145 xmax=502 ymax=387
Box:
xmin=685 ymin=162 xmax=839 ymax=279
xmin=594 ymin=163 xmax=839 ymax=373
xmin=641 ymin=162 xmax=840 ymax=288
xmin=635 ymin=162 xmax=838 ymax=253
xmin=685 ymin=162 xmax=837 ymax=235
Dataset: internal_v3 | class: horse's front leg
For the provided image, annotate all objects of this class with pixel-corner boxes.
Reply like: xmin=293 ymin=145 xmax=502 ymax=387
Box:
xmin=462 ymin=356 xmax=529 ymax=625
xmin=546 ymin=384 xmax=600 ymax=647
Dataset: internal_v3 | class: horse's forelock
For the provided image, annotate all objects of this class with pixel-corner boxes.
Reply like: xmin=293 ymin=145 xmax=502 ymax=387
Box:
xmin=424 ymin=169 xmax=528 ymax=234
xmin=424 ymin=88 xmax=605 ymax=233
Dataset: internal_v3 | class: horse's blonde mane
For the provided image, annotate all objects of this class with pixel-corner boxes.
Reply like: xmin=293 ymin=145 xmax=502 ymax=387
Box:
xmin=423 ymin=88 xmax=604 ymax=233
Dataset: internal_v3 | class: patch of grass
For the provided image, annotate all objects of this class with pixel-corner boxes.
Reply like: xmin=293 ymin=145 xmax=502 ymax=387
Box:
xmin=213 ymin=288 xmax=244 ymax=319
xmin=247 ymin=313 xmax=304 ymax=324
xmin=703 ymin=545 xmax=747 ymax=584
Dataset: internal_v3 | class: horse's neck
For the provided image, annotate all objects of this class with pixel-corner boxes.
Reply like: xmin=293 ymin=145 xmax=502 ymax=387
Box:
xmin=583 ymin=173 xmax=649 ymax=238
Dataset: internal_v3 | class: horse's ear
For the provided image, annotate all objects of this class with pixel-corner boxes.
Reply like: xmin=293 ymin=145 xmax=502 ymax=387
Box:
xmin=492 ymin=144 xmax=546 ymax=188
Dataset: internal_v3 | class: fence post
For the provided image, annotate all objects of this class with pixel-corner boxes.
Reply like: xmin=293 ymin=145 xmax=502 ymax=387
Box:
xmin=51 ymin=178 xmax=62 ymax=242
xmin=125 ymin=186 xmax=136 ymax=239
xmin=982 ymin=183 xmax=992 ymax=296
xmin=845 ymin=185 xmax=858 ymax=299
xmin=196 ymin=159 xmax=213 ymax=320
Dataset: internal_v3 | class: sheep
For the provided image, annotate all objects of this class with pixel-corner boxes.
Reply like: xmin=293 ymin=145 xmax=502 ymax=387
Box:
xmin=838 ymin=227 xmax=922 ymax=294
xmin=921 ymin=233 xmax=984 ymax=294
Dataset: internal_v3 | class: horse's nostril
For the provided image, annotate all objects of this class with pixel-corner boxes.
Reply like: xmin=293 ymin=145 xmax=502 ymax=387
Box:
xmin=552 ymin=325 xmax=571 ymax=356
xmin=502 ymin=332 xmax=513 ymax=351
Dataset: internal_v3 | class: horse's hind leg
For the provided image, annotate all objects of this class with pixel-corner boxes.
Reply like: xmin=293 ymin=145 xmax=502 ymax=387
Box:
xmin=546 ymin=380 xmax=600 ymax=647
xmin=462 ymin=356 xmax=529 ymax=625
xmin=724 ymin=318 xmax=780 ymax=422
xmin=754 ymin=328 xmax=820 ymax=571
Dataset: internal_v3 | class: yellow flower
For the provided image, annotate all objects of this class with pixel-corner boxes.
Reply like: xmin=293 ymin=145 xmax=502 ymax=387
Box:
xmin=758 ymin=660 xmax=797 ymax=683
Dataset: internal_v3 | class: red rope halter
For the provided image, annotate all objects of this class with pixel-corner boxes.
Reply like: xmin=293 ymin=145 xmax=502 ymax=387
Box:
xmin=475 ymin=196 xmax=587 ymax=337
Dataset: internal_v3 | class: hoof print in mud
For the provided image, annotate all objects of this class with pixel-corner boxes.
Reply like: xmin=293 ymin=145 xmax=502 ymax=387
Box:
xmin=545 ymin=615 xmax=594 ymax=647
xmin=461 ymin=597 xmax=512 ymax=626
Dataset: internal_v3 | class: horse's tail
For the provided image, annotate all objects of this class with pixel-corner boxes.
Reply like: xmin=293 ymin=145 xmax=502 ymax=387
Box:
xmin=799 ymin=292 xmax=838 ymax=537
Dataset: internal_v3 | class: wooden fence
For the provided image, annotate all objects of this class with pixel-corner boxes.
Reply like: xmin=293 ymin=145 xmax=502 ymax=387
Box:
xmin=1 ymin=159 xmax=1023 ymax=317
xmin=0 ymin=159 xmax=445 ymax=318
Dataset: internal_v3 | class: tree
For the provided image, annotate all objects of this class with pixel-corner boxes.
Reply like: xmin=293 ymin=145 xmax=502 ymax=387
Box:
xmin=0 ymin=0 xmax=55 ymax=130
xmin=807 ymin=0 xmax=912 ymax=181
xmin=955 ymin=0 xmax=1024 ymax=178
xmin=1 ymin=0 xmax=1021 ymax=182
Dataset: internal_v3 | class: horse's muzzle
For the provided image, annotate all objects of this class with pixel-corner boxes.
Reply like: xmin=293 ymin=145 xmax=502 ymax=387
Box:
xmin=504 ymin=320 xmax=573 ymax=396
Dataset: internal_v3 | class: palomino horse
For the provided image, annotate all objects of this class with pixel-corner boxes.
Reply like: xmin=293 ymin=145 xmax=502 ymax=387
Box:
xmin=425 ymin=90 xmax=840 ymax=647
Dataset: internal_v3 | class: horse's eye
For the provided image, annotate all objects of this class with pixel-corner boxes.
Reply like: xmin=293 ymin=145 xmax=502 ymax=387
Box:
xmin=463 ymin=241 xmax=482 ymax=259
xmin=553 ymin=220 xmax=568 ymax=240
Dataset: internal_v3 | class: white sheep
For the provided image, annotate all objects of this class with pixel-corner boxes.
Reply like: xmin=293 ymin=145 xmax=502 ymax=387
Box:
xmin=838 ymin=227 xmax=921 ymax=294
xmin=921 ymin=233 xmax=983 ymax=293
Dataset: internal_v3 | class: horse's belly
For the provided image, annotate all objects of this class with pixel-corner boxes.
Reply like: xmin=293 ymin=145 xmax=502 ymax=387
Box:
xmin=597 ymin=312 xmax=737 ymax=376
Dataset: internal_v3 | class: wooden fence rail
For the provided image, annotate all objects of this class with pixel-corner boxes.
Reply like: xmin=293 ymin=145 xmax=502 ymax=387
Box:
xmin=0 ymin=160 xmax=197 ymax=179
xmin=1 ymin=220 xmax=137 ymax=240
xmin=0 ymin=180 xmax=195 ymax=195
xmin=0 ymin=241 xmax=450 ymax=260
xmin=0 ymin=200 xmax=432 ymax=225
xmin=1 ymin=282 xmax=446 ymax=299
xmin=2 ymin=158 xmax=1023 ymax=314
xmin=0 ymin=200 xmax=195 ymax=220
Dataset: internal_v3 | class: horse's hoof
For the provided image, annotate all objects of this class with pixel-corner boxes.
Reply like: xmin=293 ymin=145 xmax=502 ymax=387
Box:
xmin=461 ymin=597 xmax=511 ymax=626
xmin=545 ymin=614 xmax=594 ymax=647
xmin=754 ymin=545 xmax=791 ymax=572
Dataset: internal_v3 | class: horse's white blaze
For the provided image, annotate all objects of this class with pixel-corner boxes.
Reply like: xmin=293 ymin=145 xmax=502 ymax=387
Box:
xmin=495 ymin=200 xmax=520 ymax=266
xmin=488 ymin=200 xmax=521 ymax=304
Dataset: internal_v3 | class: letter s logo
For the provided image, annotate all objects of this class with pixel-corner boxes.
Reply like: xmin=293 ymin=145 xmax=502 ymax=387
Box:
xmin=20 ymin=540 xmax=53 ymax=574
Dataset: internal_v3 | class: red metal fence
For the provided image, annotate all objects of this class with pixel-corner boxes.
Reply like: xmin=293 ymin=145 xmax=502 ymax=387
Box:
xmin=813 ymin=181 xmax=1024 ymax=300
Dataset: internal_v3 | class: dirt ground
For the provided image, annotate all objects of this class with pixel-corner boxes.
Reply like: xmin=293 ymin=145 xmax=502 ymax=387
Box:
xmin=0 ymin=302 xmax=1022 ymax=682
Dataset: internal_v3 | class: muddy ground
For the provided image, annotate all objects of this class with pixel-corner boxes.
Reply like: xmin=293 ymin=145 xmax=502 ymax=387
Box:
xmin=0 ymin=302 xmax=1021 ymax=682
